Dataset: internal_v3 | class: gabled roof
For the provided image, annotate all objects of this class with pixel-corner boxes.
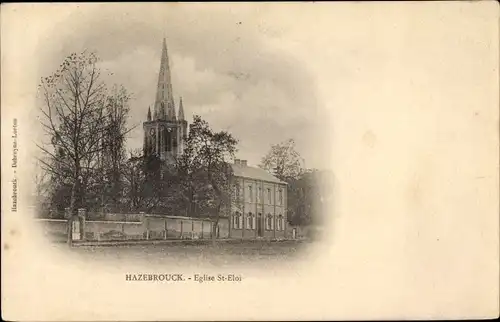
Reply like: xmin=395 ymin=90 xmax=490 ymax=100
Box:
xmin=231 ymin=163 xmax=287 ymax=184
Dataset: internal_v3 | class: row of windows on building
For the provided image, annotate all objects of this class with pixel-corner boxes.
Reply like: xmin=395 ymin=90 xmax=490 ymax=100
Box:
xmin=234 ymin=185 xmax=284 ymax=205
xmin=232 ymin=212 xmax=286 ymax=231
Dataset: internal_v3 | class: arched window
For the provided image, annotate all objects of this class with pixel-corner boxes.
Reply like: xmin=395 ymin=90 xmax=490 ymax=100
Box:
xmin=172 ymin=129 xmax=178 ymax=148
xmin=239 ymin=212 xmax=243 ymax=229
xmin=278 ymin=215 xmax=284 ymax=231
xmin=247 ymin=212 xmax=253 ymax=229
xmin=234 ymin=183 xmax=241 ymax=199
xmin=233 ymin=212 xmax=240 ymax=229
xmin=233 ymin=184 xmax=238 ymax=199
xmin=266 ymin=214 xmax=272 ymax=230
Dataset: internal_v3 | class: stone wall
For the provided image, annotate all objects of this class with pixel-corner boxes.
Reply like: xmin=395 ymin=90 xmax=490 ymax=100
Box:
xmin=84 ymin=221 xmax=144 ymax=241
xmin=35 ymin=213 xmax=292 ymax=243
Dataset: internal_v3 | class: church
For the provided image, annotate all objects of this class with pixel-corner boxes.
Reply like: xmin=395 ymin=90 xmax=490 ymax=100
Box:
xmin=142 ymin=38 xmax=187 ymax=165
xmin=142 ymin=38 xmax=288 ymax=239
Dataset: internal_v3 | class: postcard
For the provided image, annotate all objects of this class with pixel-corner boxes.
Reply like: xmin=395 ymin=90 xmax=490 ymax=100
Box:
xmin=1 ymin=2 xmax=498 ymax=321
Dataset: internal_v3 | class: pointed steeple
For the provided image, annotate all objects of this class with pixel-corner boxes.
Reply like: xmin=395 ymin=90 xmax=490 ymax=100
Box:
xmin=153 ymin=37 xmax=176 ymax=121
xmin=147 ymin=106 xmax=152 ymax=121
xmin=178 ymin=97 xmax=185 ymax=120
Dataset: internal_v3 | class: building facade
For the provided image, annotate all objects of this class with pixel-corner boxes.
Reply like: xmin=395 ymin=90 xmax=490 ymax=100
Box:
xmin=227 ymin=159 xmax=288 ymax=239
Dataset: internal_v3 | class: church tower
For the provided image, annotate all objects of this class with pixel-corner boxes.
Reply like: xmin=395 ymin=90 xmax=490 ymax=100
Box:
xmin=143 ymin=38 xmax=188 ymax=164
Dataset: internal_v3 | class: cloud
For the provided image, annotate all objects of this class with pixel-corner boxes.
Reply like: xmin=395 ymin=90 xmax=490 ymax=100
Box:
xmin=36 ymin=4 xmax=325 ymax=168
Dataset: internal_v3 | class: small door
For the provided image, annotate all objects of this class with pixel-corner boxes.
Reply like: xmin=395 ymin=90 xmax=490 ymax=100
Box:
xmin=72 ymin=219 xmax=81 ymax=241
xmin=292 ymin=228 xmax=297 ymax=239
xmin=257 ymin=214 xmax=263 ymax=237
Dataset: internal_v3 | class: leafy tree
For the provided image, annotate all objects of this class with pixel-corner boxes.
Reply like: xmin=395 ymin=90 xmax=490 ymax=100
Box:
xmin=260 ymin=139 xmax=333 ymax=227
xmin=121 ymin=150 xmax=184 ymax=215
xmin=287 ymin=169 xmax=334 ymax=226
xmin=259 ymin=138 xmax=304 ymax=181
xmin=122 ymin=149 xmax=145 ymax=211
xmin=175 ymin=115 xmax=238 ymax=239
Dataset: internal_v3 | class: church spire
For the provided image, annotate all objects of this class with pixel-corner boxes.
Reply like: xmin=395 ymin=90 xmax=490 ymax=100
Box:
xmin=153 ymin=37 xmax=176 ymax=121
xmin=178 ymin=97 xmax=185 ymax=120
xmin=147 ymin=106 xmax=152 ymax=121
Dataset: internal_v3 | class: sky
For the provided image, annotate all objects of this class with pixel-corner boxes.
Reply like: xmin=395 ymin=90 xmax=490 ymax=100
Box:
xmin=33 ymin=3 xmax=332 ymax=170
xmin=9 ymin=2 xmax=498 ymax=210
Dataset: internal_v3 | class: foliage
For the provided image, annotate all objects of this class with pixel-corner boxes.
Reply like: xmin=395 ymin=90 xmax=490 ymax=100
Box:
xmin=260 ymin=138 xmax=333 ymax=226
xmin=173 ymin=116 xmax=239 ymax=240
xmin=121 ymin=150 xmax=181 ymax=214
xmin=119 ymin=115 xmax=239 ymax=225
xmin=286 ymin=169 xmax=334 ymax=226
xmin=259 ymin=138 xmax=304 ymax=181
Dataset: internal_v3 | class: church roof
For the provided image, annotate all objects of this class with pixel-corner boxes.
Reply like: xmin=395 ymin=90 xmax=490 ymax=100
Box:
xmin=154 ymin=37 xmax=176 ymax=121
xmin=231 ymin=163 xmax=287 ymax=184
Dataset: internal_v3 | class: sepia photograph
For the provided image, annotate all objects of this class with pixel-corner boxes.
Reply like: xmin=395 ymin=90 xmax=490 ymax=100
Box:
xmin=24 ymin=2 xmax=335 ymax=269
xmin=2 ymin=2 xmax=499 ymax=321
xmin=31 ymin=33 xmax=332 ymax=265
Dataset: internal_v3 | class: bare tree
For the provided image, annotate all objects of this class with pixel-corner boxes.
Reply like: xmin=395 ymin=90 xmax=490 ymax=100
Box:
xmin=36 ymin=51 xmax=126 ymax=218
xmin=98 ymin=85 xmax=133 ymax=212
xmin=32 ymin=157 xmax=51 ymax=216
